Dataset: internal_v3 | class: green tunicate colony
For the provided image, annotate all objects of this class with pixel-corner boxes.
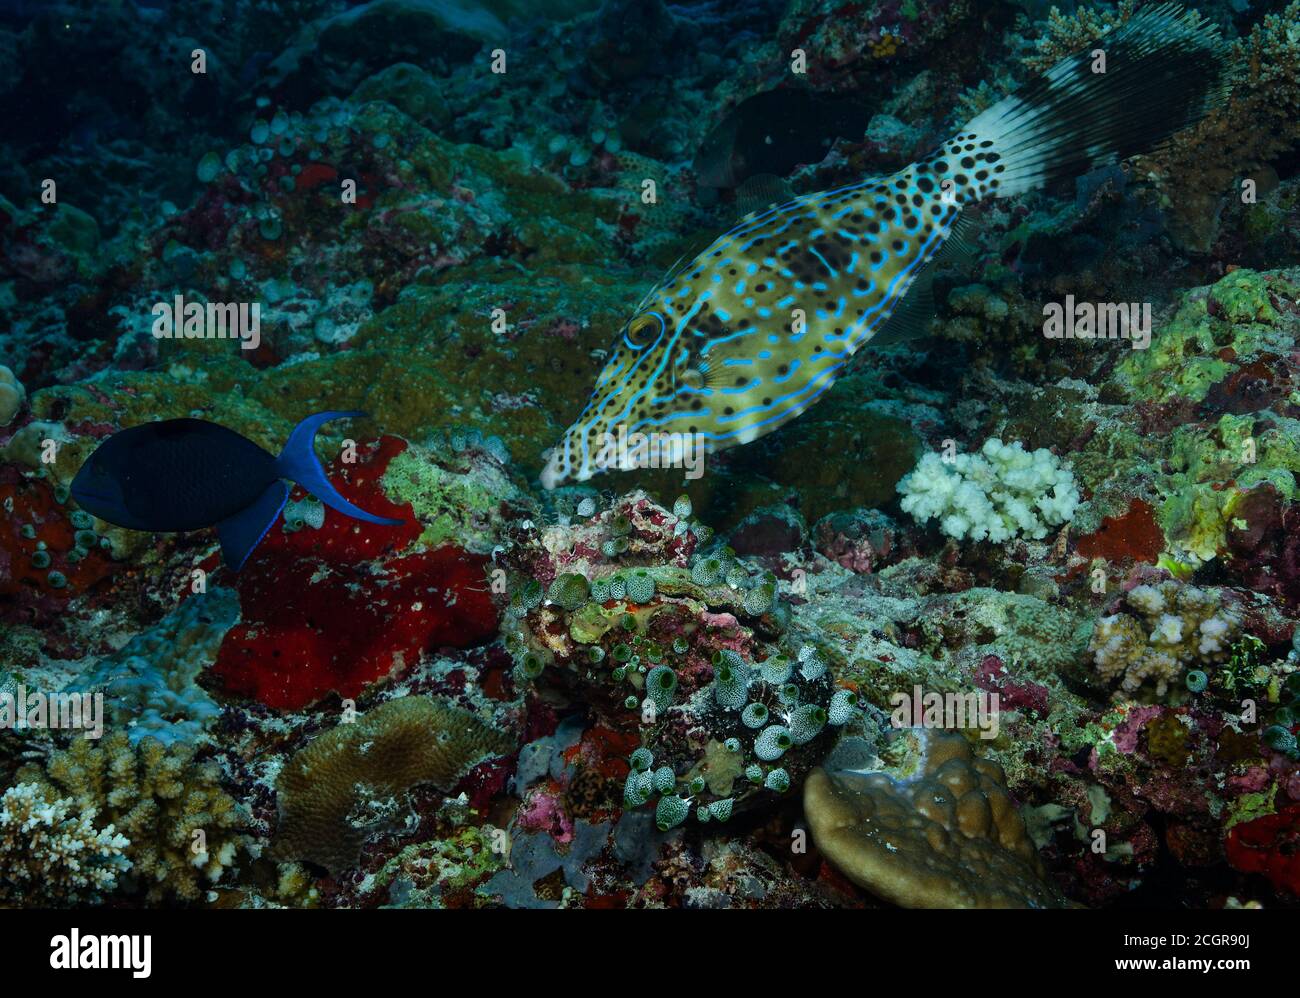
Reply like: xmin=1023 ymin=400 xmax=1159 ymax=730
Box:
xmin=21 ymin=497 xmax=107 ymax=588
xmin=1262 ymin=672 xmax=1300 ymax=760
xmin=512 ymin=528 xmax=862 ymax=829
xmin=616 ymin=635 xmax=860 ymax=825
xmin=282 ymin=496 xmax=325 ymax=533
xmin=547 ymin=572 xmax=590 ymax=611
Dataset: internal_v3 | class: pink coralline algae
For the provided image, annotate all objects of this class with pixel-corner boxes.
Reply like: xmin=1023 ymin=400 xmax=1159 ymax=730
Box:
xmin=974 ymin=655 xmax=1050 ymax=716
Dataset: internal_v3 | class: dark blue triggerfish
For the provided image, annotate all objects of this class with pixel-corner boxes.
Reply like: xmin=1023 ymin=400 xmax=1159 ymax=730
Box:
xmin=70 ymin=411 xmax=405 ymax=570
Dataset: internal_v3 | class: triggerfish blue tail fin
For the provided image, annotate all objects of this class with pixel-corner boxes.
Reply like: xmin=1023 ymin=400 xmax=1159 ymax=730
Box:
xmin=275 ymin=411 xmax=407 ymax=527
xmin=218 ymin=480 xmax=290 ymax=571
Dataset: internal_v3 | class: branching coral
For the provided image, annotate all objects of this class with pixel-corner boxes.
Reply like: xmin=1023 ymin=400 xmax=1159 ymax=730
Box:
xmin=1138 ymin=1 xmax=1300 ymax=250
xmin=804 ymin=727 xmax=1071 ymax=908
xmin=16 ymin=732 xmax=245 ymax=903
xmin=1089 ymin=581 xmax=1241 ymax=700
xmin=0 ymin=782 xmax=131 ymax=905
xmin=897 ymin=438 xmax=1079 ymax=542
xmin=273 ymin=696 xmax=514 ymax=874
xmin=1023 ymin=1 xmax=1140 ymax=76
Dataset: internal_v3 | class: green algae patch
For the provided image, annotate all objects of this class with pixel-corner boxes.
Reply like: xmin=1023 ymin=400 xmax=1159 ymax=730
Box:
xmin=381 ymin=439 xmax=528 ymax=555
xmin=1224 ymin=785 xmax=1277 ymax=832
xmin=1111 ymin=269 xmax=1299 ymax=404
xmin=1210 ymin=269 xmax=1280 ymax=325
xmin=1152 ymin=412 xmax=1300 ymax=566
xmin=568 ymin=602 xmax=618 ymax=644
xmin=374 ymin=825 xmax=506 ymax=907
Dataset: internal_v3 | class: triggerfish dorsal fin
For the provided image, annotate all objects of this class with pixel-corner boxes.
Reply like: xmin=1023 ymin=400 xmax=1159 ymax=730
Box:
xmin=218 ymin=480 xmax=290 ymax=571
xmin=732 ymin=173 xmax=797 ymax=220
xmin=275 ymin=411 xmax=406 ymax=527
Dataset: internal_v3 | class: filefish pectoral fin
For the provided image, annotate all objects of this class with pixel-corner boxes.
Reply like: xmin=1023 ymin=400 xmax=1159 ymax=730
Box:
xmin=275 ymin=410 xmax=407 ymax=527
xmin=863 ymin=210 xmax=978 ymax=350
xmin=218 ymin=479 xmax=290 ymax=571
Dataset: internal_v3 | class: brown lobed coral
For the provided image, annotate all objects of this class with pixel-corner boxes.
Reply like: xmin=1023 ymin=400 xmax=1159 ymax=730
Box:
xmin=273 ymin=696 xmax=514 ymax=875
xmin=804 ymin=727 xmax=1072 ymax=908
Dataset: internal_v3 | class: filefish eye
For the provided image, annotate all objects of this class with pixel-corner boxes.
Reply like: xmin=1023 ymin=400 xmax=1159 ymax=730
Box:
xmin=624 ymin=313 xmax=659 ymax=348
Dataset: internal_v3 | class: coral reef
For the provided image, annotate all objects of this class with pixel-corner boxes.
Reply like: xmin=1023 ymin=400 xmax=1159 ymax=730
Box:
xmin=17 ymin=732 xmax=245 ymax=903
xmin=0 ymin=0 xmax=1298 ymax=916
xmin=805 ymin=727 xmax=1072 ymax=908
xmin=273 ymin=696 xmax=514 ymax=874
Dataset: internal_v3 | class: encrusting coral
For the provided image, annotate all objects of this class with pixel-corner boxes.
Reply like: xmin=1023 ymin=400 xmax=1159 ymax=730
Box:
xmin=897 ymin=438 xmax=1079 ymax=542
xmin=1088 ymin=580 xmax=1241 ymax=701
xmin=0 ymin=363 xmax=24 ymax=426
xmin=0 ymin=781 xmax=131 ymax=905
xmin=273 ymin=696 xmax=514 ymax=874
xmin=15 ymin=732 xmax=244 ymax=903
xmin=804 ymin=728 xmax=1072 ymax=908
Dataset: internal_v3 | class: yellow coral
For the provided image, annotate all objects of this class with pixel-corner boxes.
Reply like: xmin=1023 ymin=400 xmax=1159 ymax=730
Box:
xmin=17 ymin=732 xmax=244 ymax=903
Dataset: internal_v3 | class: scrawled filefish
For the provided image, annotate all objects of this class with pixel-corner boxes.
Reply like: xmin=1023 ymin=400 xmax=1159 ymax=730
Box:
xmin=540 ymin=3 xmax=1233 ymax=490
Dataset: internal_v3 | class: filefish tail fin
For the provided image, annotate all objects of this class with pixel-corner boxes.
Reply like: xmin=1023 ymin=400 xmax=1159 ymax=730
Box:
xmin=276 ymin=410 xmax=406 ymax=527
xmin=218 ymin=480 xmax=289 ymax=571
xmin=953 ymin=2 xmax=1233 ymax=199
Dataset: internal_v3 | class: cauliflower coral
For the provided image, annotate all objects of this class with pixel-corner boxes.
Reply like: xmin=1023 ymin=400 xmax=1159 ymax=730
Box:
xmin=897 ymin=438 xmax=1080 ymax=542
xmin=1089 ymin=581 xmax=1241 ymax=700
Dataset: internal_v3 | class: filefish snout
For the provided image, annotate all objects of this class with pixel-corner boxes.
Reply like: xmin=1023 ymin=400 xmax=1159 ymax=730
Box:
xmin=540 ymin=435 xmax=590 ymax=490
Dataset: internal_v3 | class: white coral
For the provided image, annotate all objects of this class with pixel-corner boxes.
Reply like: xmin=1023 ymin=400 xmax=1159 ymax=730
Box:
xmin=897 ymin=438 xmax=1080 ymax=542
xmin=0 ymin=782 xmax=131 ymax=904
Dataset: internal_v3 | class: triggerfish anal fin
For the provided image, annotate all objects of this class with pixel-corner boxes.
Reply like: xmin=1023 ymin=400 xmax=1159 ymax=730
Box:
xmin=218 ymin=480 xmax=290 ymax=571
xmin=274 ymin=410 xmax=407 ymax=527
